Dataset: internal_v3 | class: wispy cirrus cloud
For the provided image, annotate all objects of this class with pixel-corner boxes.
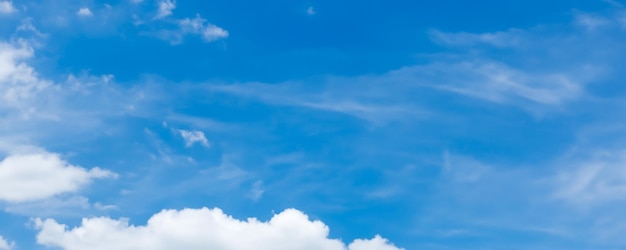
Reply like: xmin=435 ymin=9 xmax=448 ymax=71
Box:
xmin=204 ymin=10 xmax=626 ymax=123
xmin=409 ymin=146 xmax=626 ymax=248
xmin=553 ymin=149 xmax=626 ymax=205
xmin=429 ymin=28 xmax=528 ymax=48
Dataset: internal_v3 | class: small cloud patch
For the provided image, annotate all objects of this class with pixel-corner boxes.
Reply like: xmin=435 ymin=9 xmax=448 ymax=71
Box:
xmin=178 ymin=129 xmax=210 ymax=147
xmin=76 ymin=8 xmax=93 ymax=17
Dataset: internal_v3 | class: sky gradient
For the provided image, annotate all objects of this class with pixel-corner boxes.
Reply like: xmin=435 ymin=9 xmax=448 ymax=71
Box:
xmin=1 ymin=0 xmax=626 ymax=249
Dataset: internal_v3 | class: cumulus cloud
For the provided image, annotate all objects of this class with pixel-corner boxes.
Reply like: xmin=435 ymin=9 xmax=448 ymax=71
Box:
xmin=0 ymin=151 xmax=117 ymax=202
xmin=34 ymin=208 xmax=403 ymax=250
xmin=0 ymin=1 xmax=16 ymax=14
xmin=348 ymin=235 xmax=402 ymax=250
xmin=76 ymin=8 xmax=93 ymax=17
xmin=0 ymin=236 xmax=14 ymax=250
xmin=154 ymin=0 xmax=176 ymax=20
xmin=178 ymin=129 xmax=210 ymax=147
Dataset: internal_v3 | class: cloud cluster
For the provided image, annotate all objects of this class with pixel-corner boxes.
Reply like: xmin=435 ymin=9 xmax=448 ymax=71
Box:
xmin=35 ymin=208 xmax=403 ymax=250
xmin=0 ymin=41 xmax=121 ymax=206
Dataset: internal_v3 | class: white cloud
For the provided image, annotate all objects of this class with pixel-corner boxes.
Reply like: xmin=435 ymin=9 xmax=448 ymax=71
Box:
xmin=0 ymin=1 xmax=16 ymax=14
xmin=76 ymin=8 xmax=93 ymax=17
xmin=421 ymin=61 xmax=583 ymax=106
xmin=209 ymin=11 xmax=626 ymax=119
xmin=154 ymin=0 xmax=176 ymax=20
xmin=207 ymin=80 xmax=424 ymax=124
xmin=0 ymin=236 xmax=14 ymax=250
xmin=178 ymin=129 xmax=210 ymax=147
xmin=34 ymin=208 xmax=402 ymax=250
xmin=153 ymin=15 xmax=228 ymax=45
xmin=0 ymin=42 xmax=51 ymax=110
xmin=0 ymin=151 xmax=117 ymax=202
xmin=206 ymin=58 xmax=580 ymax=123
xmin=348 ymin=235 xmax=401 ymax=250
xmin=0 ymin=37 xmax=151 ymax=127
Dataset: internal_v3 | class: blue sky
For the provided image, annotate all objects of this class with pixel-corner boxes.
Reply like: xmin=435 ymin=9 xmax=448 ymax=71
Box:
xmin=1 ymin=0 xmax=626 ymax=249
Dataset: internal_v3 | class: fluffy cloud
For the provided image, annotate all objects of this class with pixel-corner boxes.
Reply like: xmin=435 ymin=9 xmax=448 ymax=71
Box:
xmin=348 ymin=235 xmax=402 ymax=250
xmin=0 ymin=236 xmax=14 ymax=250
xmin=178 ymin=129 xmax=210 ymax=147
xmin=0 ymin=1 xmax=16 ymax=14
xmin=34 ymin=208 xmax=403 ymax=250
xmin=0 ymin=151 xmax=117 ymax=202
